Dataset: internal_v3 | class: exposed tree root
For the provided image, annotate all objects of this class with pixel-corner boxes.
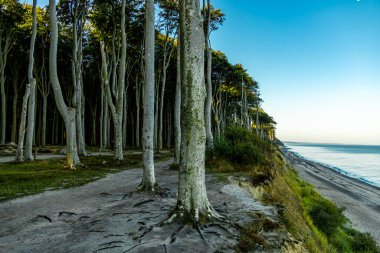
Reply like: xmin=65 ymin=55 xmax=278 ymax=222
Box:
xmin=74 ymin=216 xmax=90 ymax=223
xmin=59 ymin=211 xmax=77 ymax=217
xmin=93 ymin=245 xmax=123 ymax=252
xmin=34 ymin=215 xmax=52 ymax=223
xmin=133 ymin=199 xmax=154 ymax=207
xmin=122 ymin=192 xmax=133 ymax=199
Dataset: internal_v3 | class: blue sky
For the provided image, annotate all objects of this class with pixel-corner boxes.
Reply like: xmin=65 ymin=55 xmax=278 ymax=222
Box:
xmin=211 ymin=0 xmax=380 ymax=144
xmin=26 ymin=0 xmax=380 ymax=144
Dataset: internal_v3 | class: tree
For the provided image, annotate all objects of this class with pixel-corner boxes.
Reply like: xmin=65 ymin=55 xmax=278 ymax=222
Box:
xmin=140 ymin=0 xmax=156 ymax=191
xmin=167 ymin=0 xmax=219 ymax=225
xmin=24 ymin=0 xmax=38 ymax=161
xmin=203 ymin=1 xmax=224 ymax=149
xmin=157 ymin=0 xmax=178 ymax=151
xmin=49 ymin=0 xmax=80 ymax=168
xmin=58 ymin=0 xmax=90 ymax=155
xmin=93 ymin=0 xmax=127 ymax=161
xmin=0 ymin=0 xmax=24 ymax=144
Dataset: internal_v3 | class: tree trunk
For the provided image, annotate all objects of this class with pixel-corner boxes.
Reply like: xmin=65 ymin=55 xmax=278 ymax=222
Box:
xmin=11 ymin=74 xmax=19 ymax=143
xmin=41 ymin=95 xmax=47 ymax=146
xmin=168 ymin=0 xmax=219 ymax=224
xmin=49 ymin=0 xmax=80 ymax=168
xmin=16 ymin=84 xmax=31 ymax=162
xmin=24 ymin=80 xmax=36 ymax=160
xmin=0 ymin=34 xmax=12 ymax=144
xmin=174 ymin=32 xmax=181 ymax=166
xmin=135 ymin=79 xmax=140 ymax=148
xmin=140 ymin=0 xmax=156 ymax=191
xmin=25 ymin=0 xmax=38 ymax=161
xmin=204 ymin=0 xmax=213 ymax=149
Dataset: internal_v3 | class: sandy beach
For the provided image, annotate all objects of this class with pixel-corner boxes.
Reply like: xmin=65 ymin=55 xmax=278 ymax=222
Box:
xmin=281 ymin=148 xmax=380 ymax=243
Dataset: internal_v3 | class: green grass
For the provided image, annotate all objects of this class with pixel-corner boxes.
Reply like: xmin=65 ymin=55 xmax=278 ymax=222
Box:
xmin=0 ymin=153 xmax=158 ymax=202
xmin=205 ymin=127 xmax=379 ymax=253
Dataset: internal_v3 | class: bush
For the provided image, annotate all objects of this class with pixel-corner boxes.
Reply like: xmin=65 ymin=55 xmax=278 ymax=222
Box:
xmin=209 ymin=127 xmax=274 ymax=168
xmin=309 ymin=199 xmax=346 ymax=236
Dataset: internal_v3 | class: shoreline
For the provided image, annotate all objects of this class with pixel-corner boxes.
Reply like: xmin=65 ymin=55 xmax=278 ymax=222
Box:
xmin=285 ymin=147 xmax=380 ymax=190
xmin=281 ymin=147 xmax=380 ymax=243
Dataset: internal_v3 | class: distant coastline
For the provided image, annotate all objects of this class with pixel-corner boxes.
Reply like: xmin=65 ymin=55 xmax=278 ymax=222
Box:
xmin=281 ymin=147 xmax=380 ymax=242
xmin=283 ymin=142 xmax=380 ymax=188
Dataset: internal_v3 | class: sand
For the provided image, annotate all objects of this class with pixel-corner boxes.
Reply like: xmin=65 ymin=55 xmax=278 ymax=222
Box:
xmin=281 ymin=148 xmax=380 ymax=243
xmin=0 ymin=158 xmax=284 ymax=253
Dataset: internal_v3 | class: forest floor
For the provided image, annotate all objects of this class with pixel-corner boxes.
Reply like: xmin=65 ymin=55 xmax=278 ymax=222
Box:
xmin=0 ymin=157 xmax=297 ymax=253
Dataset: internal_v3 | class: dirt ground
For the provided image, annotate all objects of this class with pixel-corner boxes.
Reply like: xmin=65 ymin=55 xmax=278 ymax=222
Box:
xmin=0 ymin=158 xmax=281 ymax=253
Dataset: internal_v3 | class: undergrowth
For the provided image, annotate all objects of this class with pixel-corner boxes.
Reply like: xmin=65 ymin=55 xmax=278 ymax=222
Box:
xmin=206 ymin=127 xmax=379 ymax=253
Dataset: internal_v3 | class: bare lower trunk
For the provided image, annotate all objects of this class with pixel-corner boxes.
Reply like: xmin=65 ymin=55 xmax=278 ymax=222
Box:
xmin=204 ymin=0 xmax=213 ymax=149
xmin=16 ymin=84 xmax=31 ymax=162
xmin=140 ymin=0 xmax=156 ymax=191
xmin=11 ymin=76 xmax=19 ymax=143
xmin=174 ymin=33 xmax=181 ymax=165
xmin=205 ymin=47 xmax=213 ymax=148
xmin=41 ymin=95 xmax=47 ymax=146
xmin=168 ymin=0 xmax=219 ymax=224
xmin=122 ymin=89 xmax=127 ymax=148
xmin=49 ymin=0 xmax=80 ymax=168
xmin=0 ymin=68 xmax=6 ymax=144
xmin=25 ymin=0 xmax=38 ymax=161
xmin=24 ymin=80 xmax=36 ymax=160
xmin=158 ymin=71 xmax=166 ymax=150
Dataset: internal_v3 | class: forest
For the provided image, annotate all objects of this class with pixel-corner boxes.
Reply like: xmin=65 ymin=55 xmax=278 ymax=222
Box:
xmin=0 ymin=0 xmax=276 ymax=163
xmin=1 ymin=0 xmax=378 ymax=252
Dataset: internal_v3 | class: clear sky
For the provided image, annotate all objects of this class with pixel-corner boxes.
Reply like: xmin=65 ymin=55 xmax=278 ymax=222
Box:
xmin=210 ymin=0 xmax=380 ymax=145
xmin=26 ymin=0 xmax=380 ymax=145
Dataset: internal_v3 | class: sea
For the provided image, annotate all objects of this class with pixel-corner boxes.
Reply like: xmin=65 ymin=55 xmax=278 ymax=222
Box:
xmin=284 ymin=142 xmax=380 ymax=188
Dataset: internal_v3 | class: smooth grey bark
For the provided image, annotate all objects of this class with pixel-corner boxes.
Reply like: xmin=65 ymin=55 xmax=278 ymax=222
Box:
xmin=140 ymin=0 xmax=156 ymax=191
xmin=167 ymin=0 xmax=219 ymax=224
xmin=49 ymin=0 xmax=80 ymax=169
xmin=135 ymin=76 xmax=141 ymax=148
xmin=204 ymin=0 xmax=213 ymax=149
xmin=212 ymin=83 xmax=222 ymax=139
xmin=99 ymin=0 xmax=126 ymax=161
xmin=25 ymin=0 xmax=38 ymax=160
xmin=71 ymin=3 xmax=88 ymax=155
xmin=11 ymin=66 xmax=20 ymax=143
xmin=173 ymin=32 xmax=181 ymax=165
xmin=37 ymin=56 xmax=50 ymax=146
xmin=0 ymin=29 xmax=13 ymax=144
xmin=256 ymin=100 xmax=260 ymax=136
xmin=16 ymin=84 xmax=31 ymax=162
xmin=158 ymin=31 xmax=176 ymax=151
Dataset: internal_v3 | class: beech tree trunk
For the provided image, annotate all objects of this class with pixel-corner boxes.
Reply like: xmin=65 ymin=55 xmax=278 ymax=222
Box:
xmin=24 ymin=0 xmax=38 ymax=160
xmin=49 ymin=0 xmax=80 ymax=168
xmin=169 ymin=0 xmax=219 ymax=224
xmin=11 ymin=71 xmax=19 ymax=143
xmin=99 ymin=0 xmax=126 ymax=160
xmin=140 ymin=0 xmax=156 ymax=191
xmin=204 ymin=0 xmax=213 ymax=149
xmin=16 ymin=84 xmax=31 ymax=162
xmin=41 ymin=95 xmax=47 ymax=146
xmin=174 ymin=32 xmax=181 ymax=165
xmin=0 ymin=32 xmax=12 ymax=144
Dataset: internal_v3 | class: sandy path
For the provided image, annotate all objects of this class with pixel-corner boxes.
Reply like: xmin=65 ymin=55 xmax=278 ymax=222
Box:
xmin=0 ymin=159 xmax=277 ymax=253
xmin=0 ymin=154 xmax=65 ymax=163
xmin=282 ymin=149 xmax=380 ymax=243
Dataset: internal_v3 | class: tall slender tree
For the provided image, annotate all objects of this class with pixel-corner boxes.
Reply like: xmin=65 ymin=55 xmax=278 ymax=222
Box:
xmin=167 ymin=0 xmax=219 ymax=224
xmin=24 ymin=0 xmax=38 ymax=161
xmin=140 ymin=0 xmax=156 ymax=191
xmin=49 ymin=0 xmax=80 ymax=168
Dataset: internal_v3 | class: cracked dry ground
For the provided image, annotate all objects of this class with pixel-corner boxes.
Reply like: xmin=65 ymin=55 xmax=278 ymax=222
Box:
xmin=0 ymin=159 xmax=283 ymax=253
